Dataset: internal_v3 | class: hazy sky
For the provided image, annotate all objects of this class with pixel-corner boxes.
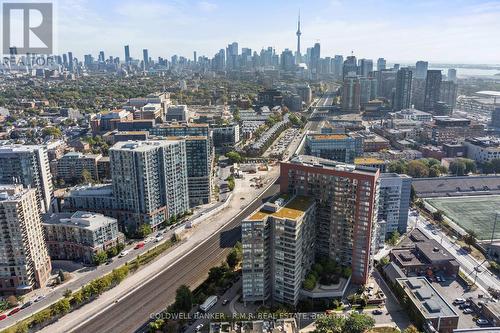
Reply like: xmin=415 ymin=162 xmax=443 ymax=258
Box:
xmin=51 ymin=0 xmax=500 ymax=64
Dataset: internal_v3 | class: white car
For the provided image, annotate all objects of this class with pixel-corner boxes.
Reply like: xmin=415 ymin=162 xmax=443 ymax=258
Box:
xmin=196 ymin=324 xmax=204 ymax=331
xmin=34 ymin=295 xmax=45 ymax=302
xmin=118 ymin=250 xmax=130 ymax=258
xmin=477 ymin=318 xmax=489 ymax=325
xmin=154 ymin=236 xmax=164 ymax=242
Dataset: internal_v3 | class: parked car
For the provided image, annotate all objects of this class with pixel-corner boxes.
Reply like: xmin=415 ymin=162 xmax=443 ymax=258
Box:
xmin=453 ymin=298 xmax=466 ymax=305
xmin=8 ymin=308 xmax=20 ymax=316
xmin=21 ymin=301 xmax=33 ymax=309
xmin=34 ymin=295 xmax=45 ymax=302
xmin=222 ymin=299 xmax=229 ymax=306
xmin=463 ymin=308 xmax=474 ymax=314
xmin=196 ymin=324 xmax=204 ymax=331
xmin=372 ymin=309 xmax=383 ymax=315
xmin=134 ymin=242 xmax=145 ymax=250
xmin=477 ymin=318 xmax=489 ymax=325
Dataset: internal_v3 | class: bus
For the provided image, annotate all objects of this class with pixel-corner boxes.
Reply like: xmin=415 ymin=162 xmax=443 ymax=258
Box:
xmin=199 ymin=295 xmax=218 ymax=312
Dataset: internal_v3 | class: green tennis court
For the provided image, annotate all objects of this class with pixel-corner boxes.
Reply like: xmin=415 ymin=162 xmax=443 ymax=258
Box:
xmin=426 ymin=195 xmax=500 ymax=240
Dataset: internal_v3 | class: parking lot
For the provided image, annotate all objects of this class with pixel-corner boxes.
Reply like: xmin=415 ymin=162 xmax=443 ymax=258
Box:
xmin=263 ymin=128 xmax=301 ymax=158
xmin=430 ymin=277 xmax=492 ymax=329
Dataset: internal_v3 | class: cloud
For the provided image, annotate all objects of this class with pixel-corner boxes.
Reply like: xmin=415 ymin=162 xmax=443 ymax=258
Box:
xmin=198 ymin=1 xmax=217 ymax=12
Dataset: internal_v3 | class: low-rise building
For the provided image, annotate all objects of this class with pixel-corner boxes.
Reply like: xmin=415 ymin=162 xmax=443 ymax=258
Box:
xmin=465 ymin=137 xmax=500 ymax=163
xmin=390 ymin=229 xmax=460 ymax=278
xmin=305 ymin=133 xmax=363 ymax=163
xmin=395 ymin=276 xmax=459 ymax=333
xmin=423 ymin=116 xmax=485 ymax=144
xmin=391 ymin=108 xmax=433 ymax=122
xmin=354 ymin=157 xmax=387 ymax=172
xmin=165 ymin=105 xmax=189 ymax=122
xmin=43 ymin=211 xmax=124 ymax=264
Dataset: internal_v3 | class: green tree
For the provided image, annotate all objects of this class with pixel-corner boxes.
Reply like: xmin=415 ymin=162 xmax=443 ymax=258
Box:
xmin=225 ymin=151 xmax=243 ymax=164
xmin=226 ymin=247 xmax=242 ymax=269
xmin=407 ymin=160 xmax=429 ymax=178
xmin=402 ymin=325 xmax=421 ymax=333
xmin=42 ymin=126 xmax=62 ymax=138
xmin=93 ymin=251 xmax=108 ymax=265
xmin=58 ymin=269 xmax=65 ymax=282
xmin=303 ymin=274 xmax=317 ymax=291
xmin=174 ymin=285 xmax=193 ymax=313
xmin=313 ymin=314 xmax=345 ymax=333
xmin=388 ymin=160 xmax=408 ymax=174
xmin=80 ymin=169 xmax=93 ymax=184
xmin=208 ymin=265 xmax=228 ymax=284
xmin=379 ymin=257 xmax=390 ymax=267
xmin=464 ymin=229 xmax=477 ymax=250
xmin=71 ymin=290 xmax=84 ymax=305
xmin=449 ymin=159 xmax=466 ymax=176
xmin=343 ymin=312 xmax=375 ymax=333
xmin=50 ymin=298 xmax=71 ymax=316
xmin=432 ymin=210 xmax=444 ymax=222
xmin=429 ymin=164 xmax=441 ymax=177
xmin=63 ymin=289 xmax=72 ymax=298
xmin=387 ymin=231 xmax=401 ymax=246
xmin=137 ymin=224 xmax=152 ymax=238
xmin=462 ymin=158 xmax=477 ymax=174
xmin=32 ymin=309 xmax=51 ymax=325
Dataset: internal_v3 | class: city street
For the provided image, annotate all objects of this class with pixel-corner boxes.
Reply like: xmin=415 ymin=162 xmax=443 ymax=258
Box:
xmin=410 ymin=214 xmax=500 ymax=292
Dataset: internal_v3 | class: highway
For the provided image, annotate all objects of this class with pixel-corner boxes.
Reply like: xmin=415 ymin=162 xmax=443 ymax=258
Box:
xmin=70 ymin=182 xmax=280 ymax=333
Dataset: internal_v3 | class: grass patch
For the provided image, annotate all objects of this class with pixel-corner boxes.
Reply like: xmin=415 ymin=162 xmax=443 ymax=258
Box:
xmin=426 ymin=196 xmax=500 ymax=240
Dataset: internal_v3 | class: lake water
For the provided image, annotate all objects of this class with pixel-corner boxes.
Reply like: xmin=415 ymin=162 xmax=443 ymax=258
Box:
xmin=429 ymin=67 xmax=500 ymax=79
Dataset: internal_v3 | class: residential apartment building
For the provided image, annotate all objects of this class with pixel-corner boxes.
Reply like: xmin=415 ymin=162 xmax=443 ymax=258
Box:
xmin=280 ymin=156 xmax=380 ymax=284
xmin=464 ymin=137 xmax=500 ymax=163
xmin=242 ymin=195 xmax=316 ymax=306
xmin=377 ymin=173 xmax=412 ymax=241
xmin=305 ymin=133 xmax=363 ymax=163
xmin=149 ymin=123 xmax=210 ymax=138
xmin=43 ymin=211 xmax=124 ymax=264
xmin=56 ymin=152 xmax=101 ymax=184
xmin=0 ymin=185 xmax=52 ymax=295
xmin=423 ymin=116 xmax=485 ymax=144
xmin=110 ymin=140 xmax=190 ymax=230
xmin=0 ymin=145 xmax=53 ymax=213
xmin=184 ymin=137 xmax=213 ymax=206
xmin=210 ymin=123 xmax=240 ymax=153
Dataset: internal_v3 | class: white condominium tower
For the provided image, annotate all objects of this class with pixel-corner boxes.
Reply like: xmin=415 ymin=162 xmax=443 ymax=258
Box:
xmin=0 ymin=145 xmax=53 ymax=213
xmin=0 ymin=185 xmax=52 ymax=294
xmin=109 ymin=140 xmax=190 ymax=230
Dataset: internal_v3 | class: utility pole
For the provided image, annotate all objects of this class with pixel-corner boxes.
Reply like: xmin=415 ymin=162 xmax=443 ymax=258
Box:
xmin=490 ymin=212 xmax=499 ymax=256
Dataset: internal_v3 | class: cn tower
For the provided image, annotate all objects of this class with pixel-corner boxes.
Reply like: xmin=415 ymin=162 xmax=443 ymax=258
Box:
xmin=296 ymin=11 xmax=301 ymax=62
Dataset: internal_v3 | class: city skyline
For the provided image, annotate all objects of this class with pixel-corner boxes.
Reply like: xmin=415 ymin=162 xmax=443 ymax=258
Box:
xmin=47 ymin=0 xmax=500 ymax=64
